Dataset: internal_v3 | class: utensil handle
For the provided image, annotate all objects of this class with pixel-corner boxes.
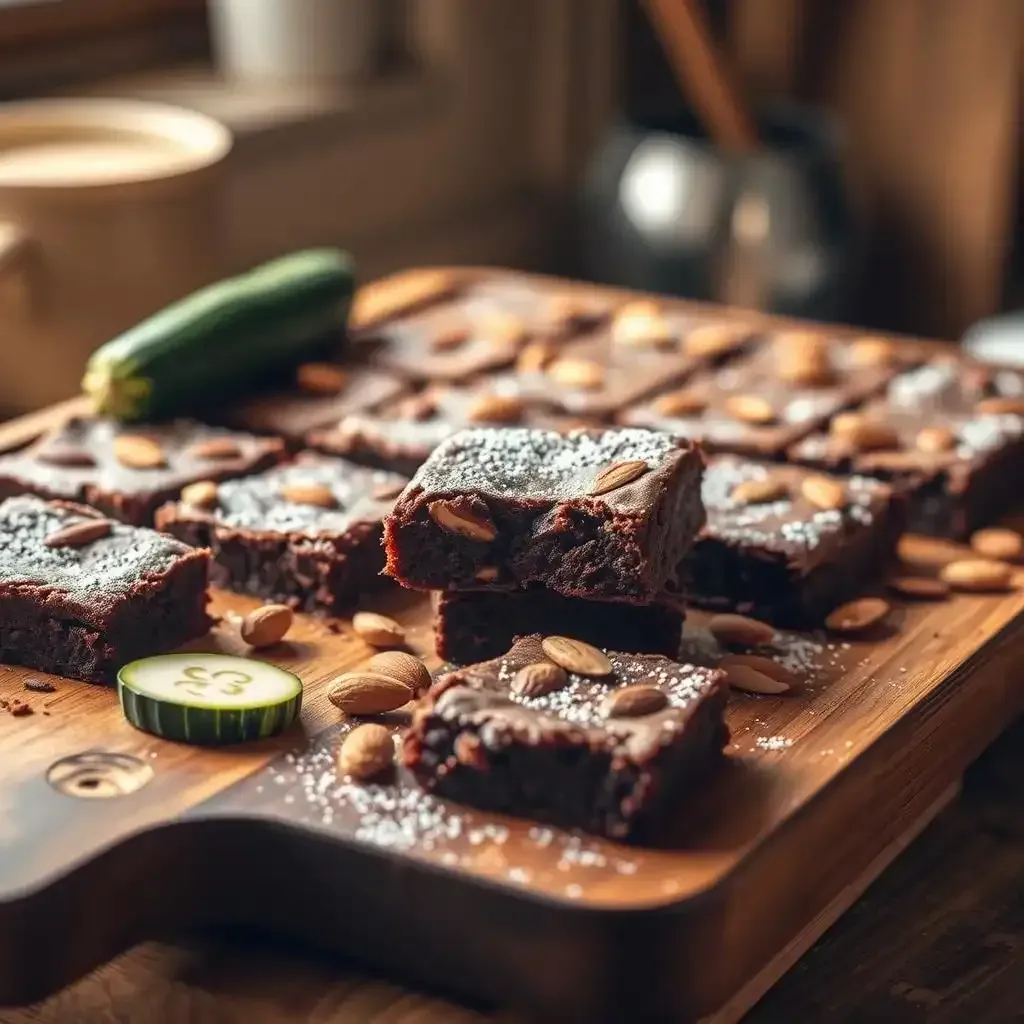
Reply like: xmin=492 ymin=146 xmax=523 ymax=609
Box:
xmin=0 ymin=223 xmax=33 ymax=320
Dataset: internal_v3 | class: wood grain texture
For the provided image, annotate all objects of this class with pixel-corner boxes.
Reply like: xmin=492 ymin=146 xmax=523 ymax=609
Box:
xmin=0 ymin=271 xmax=1022 ymax=1022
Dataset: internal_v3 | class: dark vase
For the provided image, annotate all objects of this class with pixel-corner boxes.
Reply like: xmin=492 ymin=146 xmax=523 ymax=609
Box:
xmin=575 ymin=105 xmax=858 ymax=322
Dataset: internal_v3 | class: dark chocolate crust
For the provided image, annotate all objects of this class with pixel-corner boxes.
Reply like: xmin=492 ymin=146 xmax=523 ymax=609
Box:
xmin=383 ymin=427 xmax=707 ymax=602
xmin=402 ymin=635 xmax=728 ymax=839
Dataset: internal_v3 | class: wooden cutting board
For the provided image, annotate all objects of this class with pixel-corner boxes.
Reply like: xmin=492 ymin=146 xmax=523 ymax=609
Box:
xmin=0 ymin=287 xmax=1021 ymax=1024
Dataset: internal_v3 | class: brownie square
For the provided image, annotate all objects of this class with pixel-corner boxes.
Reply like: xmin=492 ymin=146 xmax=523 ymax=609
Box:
xmin=155 ymin=453 xmax=407 ymax=614
xmin=789 ymin=357 xmax=1024 ymax=537
xmin=383 ymin=427 xmax=706 ymax=603
xmin=677 ymin=455 xmax=904 ymax=626
xmin=402 ymin=635 xmax=728 ymax=840
xmin=432 ymin=588 xmax=685 ymax=664
xmin=0 ymin=496 xmax=211 ymax=683
xmin=0 ymin=417 xmax=285 ymax=526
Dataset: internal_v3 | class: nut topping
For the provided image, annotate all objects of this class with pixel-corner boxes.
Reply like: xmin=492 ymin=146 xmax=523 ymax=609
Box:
xmin=180 ymin=480 xmax=218 ymax=508
xmin=546 ymin=357 xmax=604 ymax=390
xmin=338 ymin=723 xmax=395 ymax=779
xmin=516 ymin=342 xmax=556 ymax=374
xmin=824 ymin=597 xmax=890 ymax=634
xmin=466 ymin=393 xmax=524 ymax=424
xmin=430 ymin=325 xmax=471 ymax=352
xmin=512 ymin=661 xmax=568 ymax=698
xmin=915 ymin=427 xmax=957 ymax=454
xmin=775 ymin=331 xmax=833 ymax=386
xmin=731 ymin=477 xmax=788 ymax=506
xmin=683 ymin=322 xmax=750 ymax=358
xmin=848 ymin=336 xmax=895 ymax=367
xmin=611 ymin=310 xmax=673 ymax=348
xmin=589 ymin=459 xmax=649 ymax=496
xmin=428 ymin=499 xmax=497 ymax=542
xmin=113 ymin=435 xmax=166 ymax=469
xmin=601 ymin=685 xmax=668 ymax=718
xmin=454 ymin=733 xmax=488 ymax=769
xmin=43 ymin=517 xmax=113 ymax=548
xmin=187 ymin=437 xmax=242 ymax=460
xmin=540 ymin=636 xmax=612 ymax=677
xmin=975 ymin=396 xmax=1024 ymax=416
xmin=296 ymin=362 xmax=348 ymax=394
xmin=651 ymin=389 xmax=706 ymax=417
xmin=480 ymin=311 xmax=527 ymax=347
xmin=279 ymin=483 xmax=337 ymax=508
xmin=800 ymin=475 xmax=847 ymax=511
xmin=723 ymin=394 xmax=775 ymax=425
xmin=829 ymin=413 xmax=899 ymax=452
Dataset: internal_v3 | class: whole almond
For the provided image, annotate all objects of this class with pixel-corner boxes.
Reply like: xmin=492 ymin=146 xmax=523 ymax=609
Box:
xmin=280 ymin=483 xmax=337 ymax=508
xmin=512 ymin=661 xmax=568 ymax=698
xmin=297 ymin=362 xmax=348 ymax=394
xmin=940 ymin=558 xmax=1013 ymax=592
xmin=589 ymin=459 xmax=649 ymax=496
xmin=969 ymin=528 xmax=1023 ymax=562
xmin=602 ymin=685 xmax=668 ymax=718
xmin=708 ymin=613 xmax=775 ymax=647
xmin=43 ymin=517 xmax=113 ymax=548
xmin=541 ymin=636 xmax=612 ymax=677
xmin=430 ymin=325 xmax=470 ymax=352
xmin=188 ymin=437 xmax=242 ymax=460
xmin=829 ymin=413 xmax=898 ymax=452
xmin=113 ymin=435 xmax=166 ymax=469
xmin=731 ymin=477 xmax=788 ymax=505
xmin=825 ymin=597 xmax=890 ymax=634
xmin=37 ymin=447 xmax=96 ymax=468
xmin=338 ymin=723 xmax=395 ymax=779
xmin=371 ymin=480 xmax=408 ymax=501
xmin=801 ymin=475 xmax=846 ymax=511
xmin=454 ymin=733 xmax=488 ymax=769
xmin=775 ymin=332 xmax=832 ymax=386
xmin=428 ymin=499 xmax=497 ymax=542
xmin=546 ymin=358 xmax=604 ymax=390
xmin=651 ymin=389 xmax=706 ymax=417
xmin=181 ymin=480 xmax=219 ymax=508
xmin=240 ymin=604 xmax=293 ymax=648
xmin=611 ymin=311 xmax=673 ymax=348
xmin=722 ymin=662 xmax=791 ymax=695
xmin=466 ymin=393 xmax=524 ymax=424
xmin=352 ymin=611 xmax=406 ymax=648
xmin=976 ymin=396 xmax=1024 ymax=416
xmin=719 ymin=653 xmax=796 ymax=688
xmin=516 ymin=342 xmax=556 ymax=374
xmin=350 ymin=269 xmax=453 ymax=327
xmin=328 ymin=672 xmax=412 ymax=715
xmin=887 ymin=576 xmax=950 ymax=600
xmin=915 ymin=427 xmax=957 ymax=454
xmin=848 ymin=336 xmax=894 ymax=367
xmin=723 ymin=394 xmax=775 ymax=425
xmin=481 ymin=311 xmax=527 ymax=347
xmin=368 ymin=651 xmax=432 ymax=695
xmin=683 ymin=322 xmax=749 ymax=358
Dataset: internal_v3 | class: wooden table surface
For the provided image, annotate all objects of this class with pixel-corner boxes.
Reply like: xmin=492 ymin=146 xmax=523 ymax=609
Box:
xmin=4 ymin=716 xmax=1020 ymax=1024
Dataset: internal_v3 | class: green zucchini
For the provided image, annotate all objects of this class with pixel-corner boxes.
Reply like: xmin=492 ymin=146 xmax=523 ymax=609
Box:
xmin=118 ymin=653 xmax=302 ymax=745
xmin=83 ymin=248 xmax=355 ymax=421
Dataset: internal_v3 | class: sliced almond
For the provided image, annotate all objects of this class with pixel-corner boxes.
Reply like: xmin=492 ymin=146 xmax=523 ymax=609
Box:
xmin=601 ymin=685 xmax=668 ymax=718
xmin=611 ymin=311 xmax=673 ymax=348
xmin=719 ymin=654 xmax=796 ymax=688
xmin=731 ymin=476 xmax=788 ymax=505
xmin=466 ymin=393 xmax=524 ymax=424
xmin=801 ymin=475 xmax=846 ymax=511
xmin=368 ymin=651 xmax=432 ymax=695
xmin=240 ymin=604 xmax=294 ymax=648
xmin=708 ymin=613 xmax=775 ymax=647
xmin=651 ymin=389 xmax=706 ymax=417
xmin=329 ymin=672 xmax=412 ymax=715
xmin=969 ymin=528 xmax=1023 ymax=562
xmin=187 ymin=437 xmax=242 ymax=460
xmin=371 ymin=480 xmax=408 ymax=501
xmin=352 ymin=611 xmax=406 ymax=648
xmin=350 ymin=269 xmax=453 ymax=328
xmin=887 ymin=576 xmax=950 ymax=600
xmin=848 ymin=336 xmax=895 ymax=367
xmin=280 ymin=482 xmax=337 ymax=508
xmin=915 ymin=427 xmax=957 ymax=454
xmin=338 ymin=723 xmax=395 ymax=779
xmin=541 ymin=636 xmax=612 ymax=677
xmin=428 ymin=499 xmax=497 ymax=542
xmin=113 ymin=435 xmax=166 ymax=470
xmin=940 ymin=558 xmax=1013 ymax=592
xmin=722 ymin=661 xmax=791 ymax=695
xmin=723 ymin=394 xmax=775 ymax=425
xmin=683 ymin=322 xmax=749 ymax=359
xmin=825 ymin=597 xmax=890 ymax=634
xmin=180 ymin=480 xmax=219 ymax=508
xmin=480 ymin=311 xmax=527 ymax=347
xmin=296 ymin=363 xmax=348 ymax=394
xmin=430 ymin=325 xmax=471 ymax=352
xmin=589 ymin=459 xmax=649 ymax=496
xmin=43 ymin=517 xmax=113 ymax=548
xmin=976 ymin=396 xmax=1024 ymax=416
xmin=512 ymin=661 xmax=568 ymax=698
xmin=516 ymin=342 xmax=556 ymax=374
xmin=829 ymin=413 xmax=898 ymax=452
xmin=37 ymin=447 xmax=96 ymax=468
xmin=546 ymin=357 xmax=604 ymax=390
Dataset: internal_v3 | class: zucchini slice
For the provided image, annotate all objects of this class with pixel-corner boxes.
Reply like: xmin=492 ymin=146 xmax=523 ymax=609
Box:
xmin=118 ymin=653 xmax=302 ymax=745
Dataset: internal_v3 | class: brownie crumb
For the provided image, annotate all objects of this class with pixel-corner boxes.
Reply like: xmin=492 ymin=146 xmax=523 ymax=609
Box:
xmin=24 ymin=679 xmax=57 ymax=693
xmin=8 ymin=699 xmax=33 ymax=717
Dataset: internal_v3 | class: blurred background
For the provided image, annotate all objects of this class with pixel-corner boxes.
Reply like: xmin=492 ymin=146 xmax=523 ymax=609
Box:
xmin=0 ymin=0 xmax=1020 ymax=414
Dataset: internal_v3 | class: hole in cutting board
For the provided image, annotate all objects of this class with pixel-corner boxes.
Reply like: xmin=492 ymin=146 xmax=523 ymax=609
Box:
xmin=46 ymin=752 xmax=154 ymax=799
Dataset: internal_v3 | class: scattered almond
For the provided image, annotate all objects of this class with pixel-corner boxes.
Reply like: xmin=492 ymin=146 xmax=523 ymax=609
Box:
xmin=371 ymin=480 xmax=408 ymax=501
xmin=350 ymin=269 xmax=454 ymax=328
xmin=775 ymin=332 xmax=832 ymax=386
xmin=719 ymin=654 xmax=796 ymax=689
xmin=601 ymin=685 xmax=668 ymax=718
xmin=611 ymin=311 xmax=673 ymax=348
xmin=651 ymin=389 xmax=705 ymax=417
xmin=683 ymin=322 xmax=749 ymax=359
xmin=731 ymin=476 xmax=788 ymax=505
xmin=589 ymin=459 xmax=649 ymax=496
xmin=541 ymin=636 xmax=612 ymax=677
xmin=723 ymin=394 xmax=775 ymax=425
xmin=240 ymin=604 xmax=293 ymax=648
xmin=940 ymin=558 xmax=1013 ymax=592
xmin=352 ymin=611 xmax=406 ymax=648
xmin=428 ymin=499 xmax=497 ymax=542
xmin=708 ymin=613 xmax=775 ymax=647
xmin=113 ymin=435 xmax=166 ymax=469
xmin=546 ymin=357 xmax=604 ymax=390
xmin=454 ymin=733 xmax=488 ymax=769
xmin=466 ymin=393 xmax=524 ymax=424
xmin=37 ymin=447 xmax=96 ymax=468
xmin=848 ymin=336 xmax=894 ymax=367
xmin=915 ymin=426 xmax=957 ymax=454
xmin=801 ymin=475 xmax=846 ymax=510
xmin=825 ymin=597 xmax=890 ymax=634
xmin=829 ymin=413 xmax=898 ymax=452
xmin=512 ymin=661 xmax=568 ymax=698
xmin=337 ymin=723 xmax=395 ymax=779
xmin=328 ymin=672 xmax=412 ymax=715
xmin=722 ymin=662 xmax=791 ymax=695
xmin=976 ymin=396 xmax=1024 ymax=416
xmin=180 ymin=480 xmax=218 ymax=508
xmin=887 ymin=576 xmax=950 ymax=600
xmin=43 ymin=517 xmax=113 ymax=548
xmin=430 ymin=325 xmax=471 ymax=352
xmin=516 ymin=342 xmax=556 ymax=373
xmin=296 ymin=362 xmax=348 ymax=394
xmin=188 ymin=438 xmax=242 ymax=461
xmin=368 ymin=651 xmax=432 ymax=695
xmin=280 ymin=482 xmax=337 ymax=508
xmin=969 ymin=528 xmax=1023 ymax=562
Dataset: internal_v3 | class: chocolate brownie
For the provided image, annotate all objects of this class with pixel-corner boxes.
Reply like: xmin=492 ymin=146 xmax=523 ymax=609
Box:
xmin=402 ymin=635 xmax=728 ymax=839
xmin=677 ymin=455 xmax=904 ymax=626
xmin=432 ymin=588 xmax=685 ymax=664
xmin=155 ymin=453 xmax=407 ymax=614
xmin=0 ymin=496 xmax=211 ymax=683
xmin=0 ymin=417 xmax=285 ymax=526
xmin=383 ymin=427 xmax=707 ymax=602
xmin=789 ymin=357 xmax=1024 ymax=537
xmin=307 ymin=382 xmax=600 ymax=476
xmin=619 ymin=329 xmax=901 ymax=456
